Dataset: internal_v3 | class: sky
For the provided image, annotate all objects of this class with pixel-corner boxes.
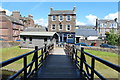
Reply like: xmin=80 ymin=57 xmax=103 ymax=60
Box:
xmin=0 ymin=2 xmax=119 ymax=26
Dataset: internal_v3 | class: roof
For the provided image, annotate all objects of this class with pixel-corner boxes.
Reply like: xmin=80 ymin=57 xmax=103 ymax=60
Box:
xmin=97 ymin=19 xmax=116 ymax=23
xmin=50 ymin=10 xmax=75 ymax=15
xmin=75 ymin=25 xmax=95 ymax=29
xmin=0 ymin=15 xmax=23 ymax=28
xmin=20 ymin=32 xmax=56 ymax=36
xmin=75 ymin=29 xmax=99 ymax=37
xmin=24 ymin=27 xmax=46 ymax=32
xmin=0 ymin=15 xmax=23 ymax=24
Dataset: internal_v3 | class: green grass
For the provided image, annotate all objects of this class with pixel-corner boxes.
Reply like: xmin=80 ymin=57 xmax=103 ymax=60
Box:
xmin=78 ymin=49 xmax=119 ymax=78
xmin=0 ymin=46 xmax=41 ymax=70
xmin=1 ymin=47 xmax=119 ymax=78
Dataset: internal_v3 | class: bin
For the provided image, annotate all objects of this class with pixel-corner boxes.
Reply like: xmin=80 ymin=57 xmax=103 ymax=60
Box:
xmin=91 ymin=43 xmax=94 ymax=46
xmin=94 ymin=43 xmax=96 ymax=46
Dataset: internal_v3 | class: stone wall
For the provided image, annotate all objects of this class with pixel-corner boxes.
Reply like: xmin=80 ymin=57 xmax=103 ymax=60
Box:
xmin=80 ymin=40 xmax=104 ymax=47
xmin=0 ymin=41 xmax=20 ymax=48
xmin=84 ymin=47 xmax=120 ymax=54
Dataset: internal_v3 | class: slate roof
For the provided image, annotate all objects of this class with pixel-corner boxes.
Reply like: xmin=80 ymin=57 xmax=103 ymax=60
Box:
xmin=0 ymin=15 xmax=23 ymax=28
xmin=7 ymin=16 xmax=22 ymax=24
xmin=97 ymin=20 xmax=116 ymax=23
xmin=75 ymin=25 xmax=95 ymax=29
xmin=24 ymin=27 xmax=46 ymax=32
xmin=0 ymin=15 xmax=22 ymax=24
xmin=75 ymin=29 xmax=99 ymax=37
xmin=50 ymin=10 xmax=75 ymax=15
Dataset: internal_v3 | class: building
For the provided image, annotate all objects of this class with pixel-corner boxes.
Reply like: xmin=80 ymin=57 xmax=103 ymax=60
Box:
xmin=11 ymin=11 xmax=35 ymax=28
xmin=48 ymin=7 xmax=76 ymax=44
xmin=0 ymin=10 xmax=24 ymax=41
xmin=20 ymin=27 xmax=55 ymax=48
xmin=75 ymin=29 xmax=99 ymax=43
xmin=96 ymin=19 xmax=118 ymax=39
xmin=75 ymin=25 xmax=95 ymax=29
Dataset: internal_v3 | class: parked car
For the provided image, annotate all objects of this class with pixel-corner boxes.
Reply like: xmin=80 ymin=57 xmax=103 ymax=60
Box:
xmin=100 ymin=43 xmax=116 ymax=49
xmin=0 ymin=38 xmax=7 ymax=41
xmin=75 ymin=43 xmax=92 ymax=47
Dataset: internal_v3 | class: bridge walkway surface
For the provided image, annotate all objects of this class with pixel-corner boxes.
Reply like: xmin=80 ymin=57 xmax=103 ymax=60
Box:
xmin=31 ymin=47 xmax=86 ymax=80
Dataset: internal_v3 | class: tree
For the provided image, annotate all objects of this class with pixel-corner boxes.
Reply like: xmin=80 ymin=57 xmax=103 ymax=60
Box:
xmin=105 ymin=29 xmax=119 ymax=45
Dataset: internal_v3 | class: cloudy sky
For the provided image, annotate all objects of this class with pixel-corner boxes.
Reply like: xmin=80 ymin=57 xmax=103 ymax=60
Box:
xmin=1 ymin=2 xmax=119 ymax=26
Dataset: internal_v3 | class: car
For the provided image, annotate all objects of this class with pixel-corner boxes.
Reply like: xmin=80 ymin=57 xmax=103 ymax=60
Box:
xmin=0 ymin=38 xmax=7 ymax=41
xmin=100 ymin=43 xmax=116 ymax=49
xmin=75 ymin=43 xmax=92 ymax=47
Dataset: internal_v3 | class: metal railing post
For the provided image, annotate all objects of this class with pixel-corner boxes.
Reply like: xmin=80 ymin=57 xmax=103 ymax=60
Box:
xmin=75 ymin=49 xmax=77 ymax=64
xmin=80 ymin=47 xmax=84 ymax=75
xmin=71 ymin=45 xmax=74 ymax=60
xmin=41 ymin=48 xmax=43 ymax=62
xmin=24 ymin=56 xmax=27 ymax=80
xmin=35 ymin=46 xmax=38 ymax=71
xmin=91 ymin=58 xmax=95 ymax=80
xmin=44 ymin=44 xmax=47 ymax=59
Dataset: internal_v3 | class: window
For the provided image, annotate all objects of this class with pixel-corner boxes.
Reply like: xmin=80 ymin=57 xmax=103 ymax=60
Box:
xmin=66 ymin=15 xmax=70 ymax=21
xmin=66 ymin=25 xmax=71 ymax=31
xmin=67 ymin=34 xmax=74 ymax=39
xmin=29 ymin=37 xmax=32 ymax=44
xmin=111 ymin=24 xmax=114 ymax=27
xmin=51 ymin=24 xmax=56 ymax=30
xmin=52 ymin=16 xmax=56 ymax=21
xmin=103 ymin=24 xmax=106 ymax=27
xmin=23 ymin=37 xmax=26 ymax=43
xmin=59 ymin=15 xmax=63 ymax=21
xmin=100 ymin=24 xmax=103 ymax=27
xmin=59 ymin=24 xmax=62 ymax=30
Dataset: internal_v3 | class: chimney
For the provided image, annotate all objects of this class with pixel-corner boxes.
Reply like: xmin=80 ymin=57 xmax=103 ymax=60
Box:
xmin=28 ymin=14 xmax=33 ymax=19
xmin=96 ymin=18 xmax=98 ymax=31
xmin=114 ymin=18 xmax=117 ymax=22
xmin=0 ymin=10 xmax=6 ymax=15
xmin=50 ymin=7 xmax=53 ymax=13
xmin=12 ymin=11 xmax=20 ymax=20
xmin=73 ymin=6 xmax=76 ymax=13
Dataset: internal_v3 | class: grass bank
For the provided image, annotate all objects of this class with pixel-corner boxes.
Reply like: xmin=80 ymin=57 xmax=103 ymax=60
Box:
xmin=79 ymin=49 xmax=119 ymax=78
xmin=0 ymin=46 xmax=40 ymax=70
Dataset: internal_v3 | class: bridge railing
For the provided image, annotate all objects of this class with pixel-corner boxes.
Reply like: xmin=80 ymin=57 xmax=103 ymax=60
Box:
xmin=65 ymin=44 xmax=120 ymax=80
xmin=0 ymin=44 xmax=54 ymax=80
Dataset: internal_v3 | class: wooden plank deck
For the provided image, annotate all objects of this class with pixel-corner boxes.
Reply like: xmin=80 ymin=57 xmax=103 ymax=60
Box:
xmin=31 ymin=48 xmax=86 ymax=80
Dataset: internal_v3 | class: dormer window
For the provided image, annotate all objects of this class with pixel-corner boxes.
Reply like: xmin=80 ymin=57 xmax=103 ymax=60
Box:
xmin=52 ymin=16 xmax=56 ymax=21
xmin=59 ymin=15 xmax=63 ymax=21
xmin=66 ymin=15 xmax=71 ymax=21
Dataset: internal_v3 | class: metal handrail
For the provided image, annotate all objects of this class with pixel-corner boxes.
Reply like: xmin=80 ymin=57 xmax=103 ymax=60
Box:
xmin=65 ymin=44 xmax=120 ymax=80
xmin=0 ymin=44 xmax=54 ymax=80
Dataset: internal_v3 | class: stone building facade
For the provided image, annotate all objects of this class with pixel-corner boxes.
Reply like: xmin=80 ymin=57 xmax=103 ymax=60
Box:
xmin=11 ymin=11 xmax=35 ymax=28
xmin=0 ymin=10 xmax=35 ymax=41
xmin=48 ymin=7 xmax=76 ymax=43
xmin=0 ymin=10 xmax=24 ymax=41
xmin=20 ymin=27 xmax=55 ymax=48
xmin=96 ymin=19 xmax=118 ymax=39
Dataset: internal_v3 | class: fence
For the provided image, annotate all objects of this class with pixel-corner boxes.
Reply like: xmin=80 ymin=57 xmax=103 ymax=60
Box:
xmin=0 ymin=44 xmax=54 ymax=80
xmin=65 ymin=44 xmax=120 ymax=80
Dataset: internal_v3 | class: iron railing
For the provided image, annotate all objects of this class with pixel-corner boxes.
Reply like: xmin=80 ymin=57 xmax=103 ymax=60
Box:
xmin=0 ymin=44 xmax=54 ymax=80
xmin=65 ymin=44 xmax=120 ymax=80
